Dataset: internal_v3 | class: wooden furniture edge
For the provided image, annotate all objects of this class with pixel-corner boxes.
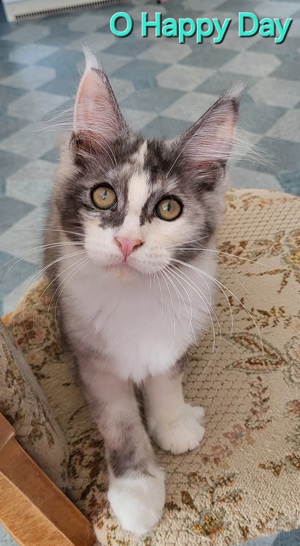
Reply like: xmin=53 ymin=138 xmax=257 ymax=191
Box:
xmin=0 ymin=413 xmax=95 ymax=546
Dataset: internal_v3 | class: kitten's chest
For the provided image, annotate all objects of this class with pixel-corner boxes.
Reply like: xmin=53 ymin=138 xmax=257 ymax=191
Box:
xmin=63 ymin=263 xmax=214 ymax=382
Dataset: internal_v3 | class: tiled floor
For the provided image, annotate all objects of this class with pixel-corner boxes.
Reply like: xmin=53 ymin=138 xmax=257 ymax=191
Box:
xmin=0 ymin=0 xmax=299 ymax=544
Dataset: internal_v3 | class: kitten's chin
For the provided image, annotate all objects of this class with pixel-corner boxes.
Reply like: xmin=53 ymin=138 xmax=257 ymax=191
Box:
xmin=109 ymin=262 xmax=142 ymax=282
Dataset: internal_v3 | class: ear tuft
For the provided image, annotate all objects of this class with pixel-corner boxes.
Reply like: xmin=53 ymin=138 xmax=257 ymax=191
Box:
xmin=222 ymin=80 xmax=246 ymax=101
xmin=82 ymin=46 xmax=99 ymax=71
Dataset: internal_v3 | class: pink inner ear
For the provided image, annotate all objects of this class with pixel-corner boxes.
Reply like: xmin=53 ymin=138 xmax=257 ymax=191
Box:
xmin=183 ymin=100 xmax=238 ymax=167
xmin=74 ymin=67 xmax=121 ymax=145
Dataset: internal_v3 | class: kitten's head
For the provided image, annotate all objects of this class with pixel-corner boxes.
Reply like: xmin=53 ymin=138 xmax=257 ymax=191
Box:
xmin=56 ymin=51 xmax=241 ymax=278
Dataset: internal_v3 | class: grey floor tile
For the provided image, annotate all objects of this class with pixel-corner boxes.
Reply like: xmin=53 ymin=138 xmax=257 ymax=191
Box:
xmin=0 ymin=250 xmax=38 ymax=299
xmin=243 ymin=534 xmax=277 ymax=546
xmin=0 ymin=65 xmax=56 ymax=91
xmin=181 ymin=46 xmax=238 ymax=69
xmin=157 ymin=65 xmax=214 ymax=92
xmin=142 ymin=116 xmax=190 ymax=139
xmin=196 ymin=72 xmax=257 ymax=96
xmin=248 ymin=78 xmax=300 ymax=109
xmin=0 ymin=40 xmax=19 ymax=62
xmin=102 ymin=35 xmax=153 ymax=58
xmin=0 ymin=84 xmax=27 ymax=113
xmin=0 ymin=60 xmax=27 ymax=79
xmin=0 ymin=206 xmax=48 ymax=265
xmin=6 ymin=159 xmax=56 ymax=206
xmin=0 ymin=128 xmax=61 ymax=161
xmin=122 ymin=86 xmax=184 ymax=113
xmin=38 ymin=74 xmax=79 ymax=97
xmin=100 ymin=53 xmax=132 ymax=76
xmin=41 ymin=147 xmax=59 ymax=163
xmin=0 ymin=148 xmax=28 ymax=179
xmin=0 ymin=525 xmax=17 ymax=546
xmin=0 ymin=23 xmax=50 ymax=44
xmin=273 ymin=528 xmax=300 ymax=546
xmin=112 ymin=59 xmax=168 ymax=90
xmin=238 ymin=94 xmax=287 ymax=135
xmin=269 ymin=59 xmax=300 ymax=81
xmin=36 ymin=48 xmax=83 ymax=74
xmin=227 ymin=165 xmax=283 ymax=191
xmin=3 ymin=275 xmax=37 ymax=314
xmin=38 ymin=29 xmax=85 ymax=48
xmin=68 ymin=12 xmax=111 ymax=33
xmin=7 ymin=91 xmax=68 ymax=122
xmin=278 ymin=171 xmax=300 ymax=197
xmin=127 ymin=3 xmax=167 ymax=23
xmin=109 ymin=77 xmax=135 ymax=103
xmin=122 ymin=108 xmax=158 ymax=132
xmin=139 ymin=42 xmax=192 ymax=65
xmin=0 ymin=197 xmax=34 ymax=235
xmin=249 ymin=36 xmax=300 ymax=60
xmin=0 ymin=114 xmax=27 ymax=140
xmin=161 ymin=91 xmax=218 ymax=122
xmin=266 ymin=109 xmax=300 ymax=142
xmin=254 ymin=1 xmax=299 ymax=18
xmin=183 ymin=0 xmax=227 ymax=8
xmin=221 ymin=51 xmax=282 ymax=77
xmin=239 ymin=136 xmax=300 ymax=176
xmin=66 ymin=31 xmax=116 ymax=55
xmin=218 ymin=0 xmax=260 ymax=11
xmin=8 ymin=44 xmax=59 ymax=65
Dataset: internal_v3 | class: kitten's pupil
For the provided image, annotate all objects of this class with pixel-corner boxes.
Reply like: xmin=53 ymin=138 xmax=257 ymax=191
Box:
xmin=92 ymin=185 xmax=117 ymax=210
xmin=155 ymin=197 xmax=182 ymax=221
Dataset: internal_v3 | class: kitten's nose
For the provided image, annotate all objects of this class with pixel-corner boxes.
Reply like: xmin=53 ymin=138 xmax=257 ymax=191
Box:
xmin=115 ymin=236 xmax=143 ymax=259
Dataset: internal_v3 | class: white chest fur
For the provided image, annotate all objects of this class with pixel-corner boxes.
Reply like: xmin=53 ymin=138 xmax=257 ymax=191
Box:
xmin=59 ymin=253 xmax=216 ymax=383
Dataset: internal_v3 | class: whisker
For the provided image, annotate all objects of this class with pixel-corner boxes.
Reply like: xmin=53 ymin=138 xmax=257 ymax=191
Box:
xmin=155 ymin=272 xmax=164 ymax=318
xmin=166 ymin=265 xmax=217 ymax=352
xmin=168 ymin=243 xmax=270 ymax=269
xmin=172 ymin=258 xmax=263 ymax=350
xmin=1 ymin=241 xmax=84 ymax=289
xmin=159 ymin=270 xmax=177 ymax=353
xmin=163 ymin=267 xmax=184 ymax=320
xmin=164 ymin=266 xmax=198 ymax=348
xmin=50 ymin=256 xmax=91 ymax=334
xmin=10 ymin=249 xmax=87 ymax=346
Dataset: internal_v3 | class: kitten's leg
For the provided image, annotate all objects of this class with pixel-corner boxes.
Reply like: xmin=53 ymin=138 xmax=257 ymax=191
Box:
xmin=143 ymin=356 xmax=205 ymax=455
xmin=79 ymin=362 xmax=165 ymax=536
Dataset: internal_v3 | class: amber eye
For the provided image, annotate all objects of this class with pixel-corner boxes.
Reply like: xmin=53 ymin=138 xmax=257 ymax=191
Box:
xmin=155 ymin=196 xmax=182 ymax=221
xmin=92 ymin=184 xmax=117 ymax=210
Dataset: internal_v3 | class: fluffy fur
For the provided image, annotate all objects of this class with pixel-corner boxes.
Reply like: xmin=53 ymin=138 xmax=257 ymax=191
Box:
xmin=45 ymin=50 xmax=241 ymax=536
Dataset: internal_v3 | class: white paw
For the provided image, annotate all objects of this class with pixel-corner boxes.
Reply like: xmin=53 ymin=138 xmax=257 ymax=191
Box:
xmin=149 ymin=404 xmax=205 ymax=455
xmin=106 ymin=466 xmax=165 ymax=536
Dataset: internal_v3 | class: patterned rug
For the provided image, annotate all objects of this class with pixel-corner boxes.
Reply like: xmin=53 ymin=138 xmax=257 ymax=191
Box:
xmin=4 ymin=189 xmax=300 ymax=546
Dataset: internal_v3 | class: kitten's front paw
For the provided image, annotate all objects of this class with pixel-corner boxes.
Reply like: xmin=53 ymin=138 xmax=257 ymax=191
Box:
xmin=149 ymin=404 xmax=205 ymax=455
xmin=105 ymin=466 xmax=165 ymax=536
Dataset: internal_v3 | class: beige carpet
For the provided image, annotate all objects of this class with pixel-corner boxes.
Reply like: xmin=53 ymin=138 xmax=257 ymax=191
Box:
xmin=5 ymin=189 xmax=300 ymax=546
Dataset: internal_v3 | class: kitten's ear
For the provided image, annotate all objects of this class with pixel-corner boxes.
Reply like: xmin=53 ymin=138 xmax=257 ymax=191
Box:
xmin=73 ymin=49 xmax=129 ymax=153
xmin=175 ymin=83 xmax=244 ymax=172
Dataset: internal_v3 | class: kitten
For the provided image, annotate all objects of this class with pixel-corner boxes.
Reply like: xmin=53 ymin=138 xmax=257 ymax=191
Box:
xmin=45 ymin=50 xmax=240 ymax=537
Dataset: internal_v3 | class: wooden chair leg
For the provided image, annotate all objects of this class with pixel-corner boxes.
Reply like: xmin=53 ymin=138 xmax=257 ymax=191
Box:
xmin=0 ymin=414 xmax=96 ymax=546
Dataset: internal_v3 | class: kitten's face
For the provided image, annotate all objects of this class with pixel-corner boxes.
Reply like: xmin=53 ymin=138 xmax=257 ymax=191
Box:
xmin=56 ymin=52 xmax=240 ymax=278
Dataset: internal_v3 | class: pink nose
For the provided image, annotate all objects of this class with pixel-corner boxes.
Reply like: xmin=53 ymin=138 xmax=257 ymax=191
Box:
xmin=115 ymin=236 xmax=143 ymax=259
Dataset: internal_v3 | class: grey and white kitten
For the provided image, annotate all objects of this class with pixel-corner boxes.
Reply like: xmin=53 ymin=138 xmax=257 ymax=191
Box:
xmin=45 ymin=50 xmax=240 ymax=537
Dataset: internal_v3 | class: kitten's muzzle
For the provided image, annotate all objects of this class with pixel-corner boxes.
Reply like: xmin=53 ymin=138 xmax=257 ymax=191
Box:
xmin=115 ymin=236 xmax=143 ymax=260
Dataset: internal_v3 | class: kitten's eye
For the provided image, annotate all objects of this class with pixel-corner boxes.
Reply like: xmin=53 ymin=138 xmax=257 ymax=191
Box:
xmin=155 ymin=196 xmax=182 ymax=221
xmin=92 ymin=184 xmax=117 ymax=210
